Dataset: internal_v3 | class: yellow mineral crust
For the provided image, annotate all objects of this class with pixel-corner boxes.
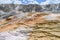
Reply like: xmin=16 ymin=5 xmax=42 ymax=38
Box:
xmin=0 ymin=12 xmax=60 ymax=32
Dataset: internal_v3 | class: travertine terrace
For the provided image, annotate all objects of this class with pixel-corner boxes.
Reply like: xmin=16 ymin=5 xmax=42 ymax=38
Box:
xmin=0 ymin=12 xmax=60 ymax=40
xmin=0 ymin=12 xmax=60 ymax=31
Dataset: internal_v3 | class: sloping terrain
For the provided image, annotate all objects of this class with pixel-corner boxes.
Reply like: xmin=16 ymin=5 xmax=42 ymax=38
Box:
xmin=0 ymin=12 xmax=60 ymax=40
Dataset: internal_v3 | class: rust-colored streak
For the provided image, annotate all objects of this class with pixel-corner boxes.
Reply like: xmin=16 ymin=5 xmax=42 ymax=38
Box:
xmin=0 ymin=12 xmax=60 ymax=32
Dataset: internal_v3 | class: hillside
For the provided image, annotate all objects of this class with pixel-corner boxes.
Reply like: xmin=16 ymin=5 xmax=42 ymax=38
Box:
xmin=0 ymin=12 xmax=60 ymax=40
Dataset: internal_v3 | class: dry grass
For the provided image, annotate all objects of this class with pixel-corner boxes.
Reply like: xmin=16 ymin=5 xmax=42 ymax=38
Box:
xmin=0 ymin=12 xmax=60 ymax=40
xmin=27 ymin=18 xmax=60 ymax=40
